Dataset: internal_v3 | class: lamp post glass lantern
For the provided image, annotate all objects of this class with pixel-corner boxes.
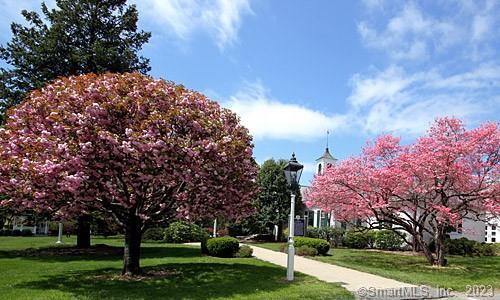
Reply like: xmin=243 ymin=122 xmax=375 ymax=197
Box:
xmin=283 ymin=153 xmax=303 ymax=281
xmin=283 ymin=153 xmax=303 ymax=189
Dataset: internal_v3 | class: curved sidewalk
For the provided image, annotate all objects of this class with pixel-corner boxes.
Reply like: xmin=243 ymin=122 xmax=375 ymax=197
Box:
xmin=247 ymin=245 xmax=461 ymax=300
xmin=248 ymin=245 xmax=415 ymax=291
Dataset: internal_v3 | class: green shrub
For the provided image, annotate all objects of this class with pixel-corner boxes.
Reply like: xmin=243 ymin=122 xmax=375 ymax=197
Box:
xmin=206 ymin=237 xmax=240 ymax=257
xmin=21 ymin=229 xmax=33 ymax=236
xmin=306 ymin=227 xmax=344 ymax=247
xmin=11 ymin=229 xmax=22 ymax=236
xmin=142 ymin=227 xmax=165 ymax=241
xmin=343 ymin=229 xmax=376 ymax=249
xmin=164 ymin=221 xmax=206 ymax=243
xmin=476 ymin=243 xmax=496 ymax=256
xmin=279 ymin=243 xmax=288 ymax=253
xmin=375 ymin=230 xmax=404 ymax=250
xmin=235 ymin=245 xmax=253 ymax=258
xmin=445 ymin=238 xmax=478 ymax=256
xmin=296 ymin=245 xmax=318 ymax=256
xmin=0 ymin=229 xmax=5 ymax=236
xmin=294 ymin=237 xmax=330 ymax=255
xmin=320 ymin=227 xmax=344 ymax=247
xmin=306 ymin=227 xmax=320 ymax=238
xmin=494 ymin=243 xmax=500 ymax=256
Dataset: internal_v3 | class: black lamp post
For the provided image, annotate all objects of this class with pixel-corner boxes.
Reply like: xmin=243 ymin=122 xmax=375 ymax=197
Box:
xmin=283 ymin=153 xmax=303 ymax=188
xmin=283 ymin=153 xmax=303 ymax=281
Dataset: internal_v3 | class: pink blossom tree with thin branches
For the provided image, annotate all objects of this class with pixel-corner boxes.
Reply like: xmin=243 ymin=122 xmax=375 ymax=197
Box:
xmin=307 ymin=118 xmax=499 ymax=266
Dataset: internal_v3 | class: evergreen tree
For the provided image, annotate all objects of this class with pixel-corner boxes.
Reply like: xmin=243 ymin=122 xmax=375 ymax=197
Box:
xmin=253 ymin=159 xmax=303 ymax=239
xmin=0 ymin=0 xmax=151 ymax=124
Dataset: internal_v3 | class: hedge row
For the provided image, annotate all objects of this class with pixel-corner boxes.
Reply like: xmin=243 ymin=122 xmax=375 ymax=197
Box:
xmin=0 ymin=229 xmax=34 ymax=236
xmin=342 ymin=229 xmax=404 ymax=250
xmin=279 ymin=237 xmax=330 ymax=256
xmin=436 ymin=238 xmax=496 ymax=257
xmin=306 ymin=227 xmax=344 ymax=247
xmin=141 ymin=221 xmax=208 ymax=243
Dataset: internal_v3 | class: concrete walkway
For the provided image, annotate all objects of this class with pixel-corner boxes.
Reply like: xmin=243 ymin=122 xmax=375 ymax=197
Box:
xmin=185 ymin=242 xmax=476 ymax=299
xmin=247 ymin=245 xmax=472 ymax=300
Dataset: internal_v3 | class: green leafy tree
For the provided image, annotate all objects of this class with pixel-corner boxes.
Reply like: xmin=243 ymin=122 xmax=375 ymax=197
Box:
xmin=252 ymin=159 xmax=303 ymax=239
xmin=0 ymin=0 xmax=151 ymax=247
xmin=0 ymin=0 xmax=151 ymax=124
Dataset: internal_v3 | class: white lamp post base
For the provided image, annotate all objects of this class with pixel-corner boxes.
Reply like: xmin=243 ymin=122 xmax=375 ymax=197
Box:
xmin=286 ymin=192 xmax=296 ymax=281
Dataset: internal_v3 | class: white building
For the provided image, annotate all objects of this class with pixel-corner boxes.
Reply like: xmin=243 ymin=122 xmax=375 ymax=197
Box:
xmin=302 ymin=146 xmax=346 ymax=230
xmin=5 ymin=215 xmax=49 ymax=235
xmin=449 ymin=216 xmax=500 ymax=244
xmin=484 ymin=218 xmax=499 ymax=243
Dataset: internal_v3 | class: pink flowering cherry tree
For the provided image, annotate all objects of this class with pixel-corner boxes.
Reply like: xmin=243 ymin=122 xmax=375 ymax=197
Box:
xmin=307 ymin=118 xmax=499 ymax=266
xmin=0 ymin=73 xmax=258 ymax=275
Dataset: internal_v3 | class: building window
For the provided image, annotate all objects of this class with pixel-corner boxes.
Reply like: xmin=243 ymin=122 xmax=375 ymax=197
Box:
xmin=317 ymin=164 xmax=322 ymax=175
xmin=485 ymin=225 xmax=488 ymax=230
xmin=492 ymin=225 xmax=497 ymax=231
xmin=493 ymin=231 xmax=496 ymax=236
xmin=485 ymin=237 xmax=488 ymax=242
xmin=492 ymin=237 xmax=496 ymax=243
xmin=307 ymin=211 xmax=314 ymax=227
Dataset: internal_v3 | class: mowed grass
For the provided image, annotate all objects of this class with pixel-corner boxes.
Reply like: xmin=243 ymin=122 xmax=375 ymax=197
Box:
xmin=254 ymin=242 xmax=500 ymax=292
xmin=0 ymin=237 xmax=353 ymax=300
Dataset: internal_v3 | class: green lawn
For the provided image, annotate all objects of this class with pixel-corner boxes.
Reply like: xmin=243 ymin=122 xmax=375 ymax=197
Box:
xmin=254 ymin=242 xmax=500 ymax=292
xmin=0 ymin=237 xmax=353 ymax=300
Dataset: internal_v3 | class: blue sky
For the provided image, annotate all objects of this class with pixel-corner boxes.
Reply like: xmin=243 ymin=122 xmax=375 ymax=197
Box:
xmin=1 ymin=0 xmax=499 ymax=184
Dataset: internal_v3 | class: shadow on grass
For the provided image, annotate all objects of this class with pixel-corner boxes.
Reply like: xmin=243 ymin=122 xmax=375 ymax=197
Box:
xmin=0 ymin=244 xmax=201 ymax=261
xmin=15 ymin=262 xmax=298 ymax=299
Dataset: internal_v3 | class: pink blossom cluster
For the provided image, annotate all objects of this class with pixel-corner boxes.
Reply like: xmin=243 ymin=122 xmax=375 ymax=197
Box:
xmin=307 ymin=117 xmax=499 ymax=227
xmin=0 ymin=73 xmax=258 ymax=226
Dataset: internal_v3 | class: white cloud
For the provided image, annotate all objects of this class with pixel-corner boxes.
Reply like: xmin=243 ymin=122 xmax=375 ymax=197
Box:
xmin=348 ymin=66 xmax=413 ymax=107
xmin=358 ymin=1 xmax=500 ymax=61
xmin=226 ymin=59 xmax=500 ymax=140
xmin=348 ymin=64 xmax=500 ymax=135
xmin=353 ymin=1 xmax=500 ymax=136
xmin=223 ymin=81 xmax=347 ymax=141
xmin=135 ymin=0 xmax=252 ymax=49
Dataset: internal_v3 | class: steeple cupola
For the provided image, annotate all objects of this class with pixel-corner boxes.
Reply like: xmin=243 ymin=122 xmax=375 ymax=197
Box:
xmin=316 ymin=131 xmax=337 ymax=175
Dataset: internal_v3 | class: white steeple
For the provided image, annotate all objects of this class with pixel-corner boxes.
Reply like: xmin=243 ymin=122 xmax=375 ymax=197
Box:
xmin=315 ymin=131 xmax=337 ymax=175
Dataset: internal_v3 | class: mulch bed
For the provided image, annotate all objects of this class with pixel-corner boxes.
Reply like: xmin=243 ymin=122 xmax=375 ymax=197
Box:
xmin=92 ymin=267 xmax=181 ymax=281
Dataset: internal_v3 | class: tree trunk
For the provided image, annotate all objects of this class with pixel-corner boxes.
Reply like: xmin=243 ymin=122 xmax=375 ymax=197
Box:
xmin=434 ymin=225 xmax=447 ymax=266
xmin=77 ymin=215 xmax=91 ymax=248
xmin=277 ymin=222 xmax=284 ymax=242
xmin=122 ymin=216 xmax=142 ymax=275
xmin=411 ymin=240 xmax=419 ymax=252
xmin=414 ymin=227 xmax=447 ymax=266
xmin=414 ymin=234 xmax=436 ymax=265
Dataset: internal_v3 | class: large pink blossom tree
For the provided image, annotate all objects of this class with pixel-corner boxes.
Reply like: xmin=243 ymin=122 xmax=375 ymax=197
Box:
xmin=0 ymin=73 xmax=257 ymax=274
xmin=307 ymin=118 xmax=499 ymax=266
